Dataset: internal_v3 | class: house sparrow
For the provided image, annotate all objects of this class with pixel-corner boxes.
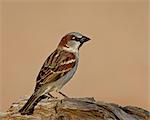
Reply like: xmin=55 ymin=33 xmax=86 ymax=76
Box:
xmin=19 ymin=32 xmax=90 ymax=115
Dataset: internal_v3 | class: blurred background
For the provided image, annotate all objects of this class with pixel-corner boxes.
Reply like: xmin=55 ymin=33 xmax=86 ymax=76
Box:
xmin=1 ymin=0 xmax=149 ymax=111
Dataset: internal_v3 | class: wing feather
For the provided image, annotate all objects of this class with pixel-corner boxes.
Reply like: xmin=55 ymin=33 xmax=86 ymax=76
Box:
xmin=35 ymin=49 xmax=76 ymax=92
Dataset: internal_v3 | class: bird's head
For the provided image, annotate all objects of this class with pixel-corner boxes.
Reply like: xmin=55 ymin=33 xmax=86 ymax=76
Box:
xmin=58 ymin=32 xmax=90 ymax=52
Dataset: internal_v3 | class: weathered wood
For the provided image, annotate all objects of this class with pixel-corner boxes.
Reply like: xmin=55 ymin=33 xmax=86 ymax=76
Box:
xmin=0 ymin=97 xmax=149 ymax=120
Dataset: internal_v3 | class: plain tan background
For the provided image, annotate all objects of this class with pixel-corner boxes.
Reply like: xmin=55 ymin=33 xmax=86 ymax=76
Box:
xmin=1 ymin=0 xmax=150 ymax=111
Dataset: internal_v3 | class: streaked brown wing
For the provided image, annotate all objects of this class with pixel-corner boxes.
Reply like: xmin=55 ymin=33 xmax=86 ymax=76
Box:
xmin=34 ymin=49 xmax=76 ymax=92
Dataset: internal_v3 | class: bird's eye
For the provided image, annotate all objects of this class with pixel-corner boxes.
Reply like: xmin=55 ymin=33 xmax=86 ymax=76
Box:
xmin=72 ymin=36 xmax=76 ymax=40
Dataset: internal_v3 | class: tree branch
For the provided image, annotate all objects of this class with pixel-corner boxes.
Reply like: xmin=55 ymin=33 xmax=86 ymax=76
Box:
xmin=0 ymin=97 xmax=149 ymax=120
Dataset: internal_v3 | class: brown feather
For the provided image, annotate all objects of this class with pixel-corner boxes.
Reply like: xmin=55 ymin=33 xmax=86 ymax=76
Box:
xmin=35 ymin=49 xmax=76 ymax=92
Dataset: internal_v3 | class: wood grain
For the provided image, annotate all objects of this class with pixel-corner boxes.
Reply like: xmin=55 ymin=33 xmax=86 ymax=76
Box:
xmin=0 ymin=97 xmax=149 ymax=120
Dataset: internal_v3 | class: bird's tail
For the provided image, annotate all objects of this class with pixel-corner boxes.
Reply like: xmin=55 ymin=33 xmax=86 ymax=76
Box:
xmin=19 ymin=93 xmax=46 ymax=115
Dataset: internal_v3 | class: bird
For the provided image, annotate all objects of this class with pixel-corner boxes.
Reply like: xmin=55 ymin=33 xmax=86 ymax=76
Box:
xmin=19 ymin=32 xmax=90 ymax=115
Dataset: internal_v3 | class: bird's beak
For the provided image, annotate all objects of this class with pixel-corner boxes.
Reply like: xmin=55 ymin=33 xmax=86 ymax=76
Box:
xmin=80 ymin=36 xmax=91 ymax=43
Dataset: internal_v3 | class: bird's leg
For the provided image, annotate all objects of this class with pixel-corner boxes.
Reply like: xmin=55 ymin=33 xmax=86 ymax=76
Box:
xmin=45 ymin=93 xmax=58 ymax=99
xmin=59 ymin=91 xmax=69 ymax=98
xmin=48 ymin=93 xmax=55 ymax=98
xmin=44 ymin=93 xmax=55 ymax=99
